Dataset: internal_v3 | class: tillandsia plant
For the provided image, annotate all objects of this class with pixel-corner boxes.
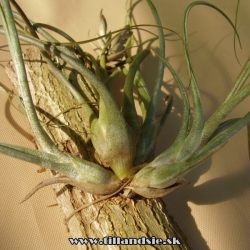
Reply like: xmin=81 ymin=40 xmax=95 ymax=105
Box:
xmin=0 ymin=0 xmax=249 ymax=221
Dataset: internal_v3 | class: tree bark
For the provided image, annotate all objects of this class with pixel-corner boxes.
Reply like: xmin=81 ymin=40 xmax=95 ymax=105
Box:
xmin=5 ymin=46 xmax=191 ymax=250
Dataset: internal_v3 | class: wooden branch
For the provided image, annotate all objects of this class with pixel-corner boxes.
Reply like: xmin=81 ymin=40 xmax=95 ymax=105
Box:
xmin=5 ymin=46 xmax=191 ymax=250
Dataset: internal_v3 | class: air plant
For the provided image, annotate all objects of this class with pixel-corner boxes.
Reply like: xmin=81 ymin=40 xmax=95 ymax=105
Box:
xmin=0 ymin=0 xmax=249 ymax=218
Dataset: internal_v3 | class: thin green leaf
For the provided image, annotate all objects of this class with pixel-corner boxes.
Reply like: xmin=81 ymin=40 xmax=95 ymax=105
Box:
xmin=194 ymin=112 xmax=250 ymax=161
xmin=122 ymin=68 xmax=150 ymax=122
xmin=224 ymin=57 xmax=250 ymax=103
xmin=0 ymin=142 xmax=72 ymax=175
xmin=122 ymin=49 xmax=150 ymax=135
xmin=208 ymin=118 xmax=241 ymax=140
xmin=125 ymin=0 xmax=142 ymax=26
xmin=143 ymin=0 xmax=165 ymax=127
xmin=0 ymin=0 xmax=64 ymax=158
xmin=134 ymin=121 xmax=160 ymax=165
xmin=149 ymin=52 xmax=190 ymax=166
xmin=202 ymin=81 xmax=250 ymax=144
xmin=132 ymin=0 xmax=166 ymax=165
xmin=134 ymin=71 xmax=151 ymax=119
xmin=233 ymin=0 xmax=242 ymax=63
xmin=11 ymin=9 xmax=96 ymax=120
xmin=0 ymin=142 xmax=118 ymax=186
xmin=158 ymin=94 xmax=173 ymax=129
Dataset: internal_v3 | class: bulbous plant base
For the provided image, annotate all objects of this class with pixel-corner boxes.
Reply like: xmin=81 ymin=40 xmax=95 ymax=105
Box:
xmin=6 ymin=46 xmax=191 ymax=250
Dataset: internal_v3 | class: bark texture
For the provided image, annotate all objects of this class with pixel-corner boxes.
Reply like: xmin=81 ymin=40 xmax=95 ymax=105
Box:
xmin=5 ymin=46 xmax=191 ymax=250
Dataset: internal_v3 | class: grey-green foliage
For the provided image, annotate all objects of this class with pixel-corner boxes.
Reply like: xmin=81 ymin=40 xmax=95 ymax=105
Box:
xmin=0 ymin=0 xmax=249 ymax=199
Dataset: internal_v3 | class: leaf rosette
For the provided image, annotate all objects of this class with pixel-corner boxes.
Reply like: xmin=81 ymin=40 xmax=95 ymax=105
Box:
xmin=0 ymin=0 xmax=249 ymax=203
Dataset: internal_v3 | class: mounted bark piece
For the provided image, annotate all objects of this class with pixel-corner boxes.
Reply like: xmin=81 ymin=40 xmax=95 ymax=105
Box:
xmin=5 ymin=46 xmax=191 ymax=250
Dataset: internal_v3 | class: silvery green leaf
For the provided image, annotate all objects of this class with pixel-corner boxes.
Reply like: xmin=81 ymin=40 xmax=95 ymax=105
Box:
xmin=202 ymin=80 xmax=250 ymax=144
xmin=0 ymin=142 xmax=121 ymax=194
xmin=143 ymin=0 xmax=165 ymax=128
xmin=130 ymin=179 xmax=188 ymax=198
xmin=147 ymin=51 xmax=190 ymax=166
xmin=122 ymin=49 xmax=150 ymax=136
xmin=194 ymin=112 xmax=250 ymax=161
